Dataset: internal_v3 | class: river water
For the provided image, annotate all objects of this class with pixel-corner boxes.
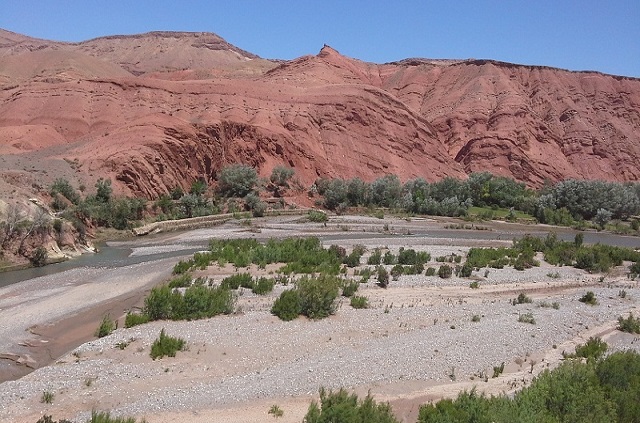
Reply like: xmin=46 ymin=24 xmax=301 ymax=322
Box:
xmin=3 ymin=220 xmax=639 ymax=287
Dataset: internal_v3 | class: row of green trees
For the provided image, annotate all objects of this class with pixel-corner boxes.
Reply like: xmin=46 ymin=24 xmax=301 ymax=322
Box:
xmin=313 ymin=172 xmax=640 ymax=228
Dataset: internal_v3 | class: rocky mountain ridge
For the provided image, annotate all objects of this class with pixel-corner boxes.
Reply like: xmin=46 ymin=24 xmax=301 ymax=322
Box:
xmin=0 ymin=29 xmax=639 ymax=203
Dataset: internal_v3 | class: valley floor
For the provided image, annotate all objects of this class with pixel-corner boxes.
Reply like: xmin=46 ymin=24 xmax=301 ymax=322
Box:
xmin=1 ymin=216 xmax=639 ymax=423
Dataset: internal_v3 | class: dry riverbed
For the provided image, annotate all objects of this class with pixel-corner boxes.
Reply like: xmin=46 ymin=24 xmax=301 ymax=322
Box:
xmin=1 ymin=215 xmax=639 ymax=423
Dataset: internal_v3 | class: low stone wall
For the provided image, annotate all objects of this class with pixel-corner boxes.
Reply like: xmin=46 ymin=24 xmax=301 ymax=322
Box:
xmin=133 ymin=208 xmax=324 ymax=236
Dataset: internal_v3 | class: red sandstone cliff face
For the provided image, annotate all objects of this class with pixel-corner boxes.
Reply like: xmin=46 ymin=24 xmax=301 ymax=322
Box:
xmin=0 ymin=29 xmax=638 ymax=202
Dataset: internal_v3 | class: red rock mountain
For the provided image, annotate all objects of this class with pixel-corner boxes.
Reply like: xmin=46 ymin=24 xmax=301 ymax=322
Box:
xmin=1 ymin=29 xmax=639 ymax=201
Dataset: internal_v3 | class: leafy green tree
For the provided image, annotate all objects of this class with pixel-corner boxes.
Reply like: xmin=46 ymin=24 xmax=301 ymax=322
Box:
xmin=95 ymin=178 xmax=112 ymax=203
xmin=189 ymin=179 xmax=207 ymax=196
xmin=218 ymin=164 xmax=258 ymax=197
xmin=50 ymin=178 xmax=81 ymax=206
xmin=270 ymin=165 xmax=295 ymax=187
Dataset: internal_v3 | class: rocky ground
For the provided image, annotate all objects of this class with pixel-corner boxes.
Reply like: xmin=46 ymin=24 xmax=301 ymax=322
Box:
xmin=0 ymin=216 xmax=639 ymax=423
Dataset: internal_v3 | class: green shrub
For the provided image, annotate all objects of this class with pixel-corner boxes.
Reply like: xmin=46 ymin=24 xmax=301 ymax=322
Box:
xmin=35 ymin=416 xmax=73 ymax=423
xmin=390 ymin=264 xmax=404 ymax=280
xmin=95 ymin=315 xmax=115 ymax=338
xmin=518 ymin=313 xmax=536 ymax=324
xmin=221 ymin=273 xmax=254 ymax=290
xmin=492 ymin=362 xmax=505 ymax=378
xmin=172 ymin=259 xmax=192 ymax=275
xmin=568 ymin=337 xmax=608 ymax=361
xmin=579 ymin=291 xmax=598 ymax=305
xmin=124 ymin=312 xmax=149 ymax=328
xmin=218 ymin=164 xmax=258 ymax=197
xmin=341 ymin=279 xmax=360 ymax=297
xmin=30 ymin=246 xmax=48 ymax=267
xmin=268 ymin=404 xmax=285 ymax=418
xmin=459 ymin=262 xmax=473 ymax=277
xmin=367 ymin=249 xmax=382 ymax=265
xmin=271 ymin=289 xmax=301 ymax=321
xmin=50 ymin=177 xmax=81 ymax=205
xmin=41 ymin=390 xmax=54 ymax=404
xmin=437 ymin=264 xmax=452 ymax=279
xmin=168 ymin=274 xmax=192 ymax=288
xmin=471 ymin=315 xmax=481 ymax=322
xmin=297 ymin=275 xmax=340 ymax=319
xmin=425 ymin=267 xmax=436 ymax=276
xmin=150 ymin=328 xmax=185 ymax=359
xmin=144 ymin=285 xmax=175 ymax=321
xmin=350 ymin=295 xmax=369 ymax=309
xmin=512 ymin=293 xmax=533 ymax=305
xmin=308 ymin=210 xmax=328 ymax=223
xmin=252 ymin=277 xmax=275 ymax=295
xmin=343 ymin=250 xmax=362 ymax=267
xmin=617 ymin=314 xmax=640 ymax=333
xmin=377 ymin=266 xmax=389 ymax=288
xmin=304 ymin=387 xmax=399 ymax=423
xmin=469 ymin=281 xmax=479 ymax=289
xmin=382 ymin=251 xmax=396 ymax=265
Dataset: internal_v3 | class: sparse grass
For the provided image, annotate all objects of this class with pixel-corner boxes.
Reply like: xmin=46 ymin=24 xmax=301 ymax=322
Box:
xmin=538 ymin=301 xmax=560 ymax=310
xmin=150 ymin=329 xmax=186 ymax=360
xmin=95 ymin=315 xmax=115 ymax=338
xmin=547 ymin=271 xmax=561 ymax=279
xmin=469 ymin=280 xmax=479 ymax=289
xmin=88 ymin=410 xmax=148 ymax=423
xmin=41 ymin=390 xmax=54 ymax=404
xmin=492 ymin=362 xmax=505 ymax=378
xmin=268 ymin=404 xmax=284 ymax=418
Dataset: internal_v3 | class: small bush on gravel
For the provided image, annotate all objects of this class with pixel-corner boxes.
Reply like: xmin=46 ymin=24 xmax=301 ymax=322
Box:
xmin=469 ymin=281 xmax=479 ymax=289
xmin=150 ymin=328 xmax=185 ymax=360
xmin=425 ymin=267 xmax=436 ymax=276
xmin=579 ymin=291 xmax=598 ymax=305
xmin=377 ymin=266 xmax=389 ymax=288
xmin=350 ymin=295 xmax=369 ymax=309
xmin=271 ymin=289 xmax=301 ymax=321
xmin=512 ymin=293 xmax=533 ymax=305
xmin=95 ymin=315 xmax=115 ymax=338
xmin=304 ymin=387 xmax=399 ymax=423
xmin=437 ymin=264 xmax=452 ymax=279
xmin=617 ymin=314 xmax=640 ymax=333
xmin=518 ymin=313 xmax=536 ymax=324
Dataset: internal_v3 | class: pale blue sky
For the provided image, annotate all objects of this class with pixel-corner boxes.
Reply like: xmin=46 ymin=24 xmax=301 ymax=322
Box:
xmin=1 ymin=0 xmax=639 ymax=77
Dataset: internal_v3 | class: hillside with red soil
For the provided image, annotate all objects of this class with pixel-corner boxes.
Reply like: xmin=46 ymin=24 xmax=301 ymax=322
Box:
xmin=1 ymin=29 xmax=639 ymax=202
